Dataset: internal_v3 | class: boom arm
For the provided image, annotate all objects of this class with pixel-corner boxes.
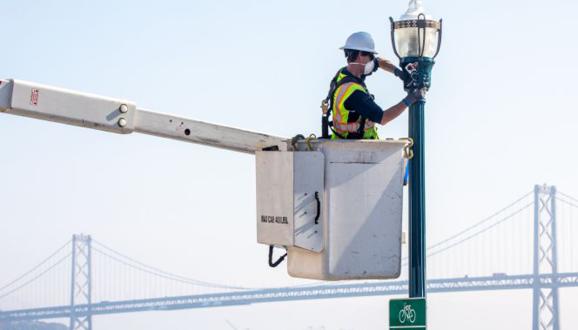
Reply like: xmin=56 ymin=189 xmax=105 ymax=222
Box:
xmin=0 ymin=79 xmax=289 ymax=154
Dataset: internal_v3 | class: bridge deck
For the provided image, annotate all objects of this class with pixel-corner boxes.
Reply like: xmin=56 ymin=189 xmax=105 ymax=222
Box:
xmin=2 ymin=272 xmax=578 ymax=322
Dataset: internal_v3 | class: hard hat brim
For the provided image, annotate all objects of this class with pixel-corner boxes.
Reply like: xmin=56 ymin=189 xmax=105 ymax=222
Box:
xmin=339 ymin=46 xmax=378 ymax=54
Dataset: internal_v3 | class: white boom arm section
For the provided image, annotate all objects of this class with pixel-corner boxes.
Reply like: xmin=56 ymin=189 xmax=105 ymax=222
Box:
xmin=0 ymin=79 xmax=289 ymax=153
xmin=0 ymin=78 xmax=409 ymax=281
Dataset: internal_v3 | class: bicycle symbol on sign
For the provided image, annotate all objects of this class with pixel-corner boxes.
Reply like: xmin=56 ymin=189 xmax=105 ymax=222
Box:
xmin=398 ymin=304 xmax=417 ymax=324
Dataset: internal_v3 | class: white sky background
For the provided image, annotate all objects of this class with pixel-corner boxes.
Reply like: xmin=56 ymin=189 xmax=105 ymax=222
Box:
xmin=1 ymin=0 xmax=578 ymax=329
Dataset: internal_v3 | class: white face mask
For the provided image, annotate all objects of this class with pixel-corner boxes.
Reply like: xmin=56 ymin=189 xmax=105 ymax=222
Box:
xmin=351 ymin=59 xmax=376 ymax=75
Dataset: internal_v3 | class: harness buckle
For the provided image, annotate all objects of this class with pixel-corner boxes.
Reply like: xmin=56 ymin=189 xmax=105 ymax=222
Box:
xmin=321 ymin=100 xmax=329 ymax=115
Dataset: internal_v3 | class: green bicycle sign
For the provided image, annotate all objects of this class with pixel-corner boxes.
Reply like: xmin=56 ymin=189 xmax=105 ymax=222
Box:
xmin=389 ymin=298 xmax=426 ymax=329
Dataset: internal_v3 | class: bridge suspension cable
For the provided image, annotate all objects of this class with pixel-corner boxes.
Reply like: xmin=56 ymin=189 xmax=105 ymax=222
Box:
xmin=0 ymin=240 xmax=71 ymax=302
xmin=557 ymin=193 xmax=578 ymax=210
xmin=426 ymin=201 xmax=533 ymax=258
xmin=427 ymin=191 xmax=532 ymax=251
xmin=0 ymin=240 xmax=70 ymax=294
xmin=92 ymin=239 xmax=251 ymax=291
xmin=401 ymin=190 xmax=533 ymax=269
xmin=558 ymin=190 xmax=578 ymax=204
xmin=0 ymin=253 xmax=71 ymax=301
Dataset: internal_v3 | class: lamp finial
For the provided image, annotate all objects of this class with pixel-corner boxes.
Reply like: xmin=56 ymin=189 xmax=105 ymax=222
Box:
xmin=401 ymin=0 xmax=430 ymax=20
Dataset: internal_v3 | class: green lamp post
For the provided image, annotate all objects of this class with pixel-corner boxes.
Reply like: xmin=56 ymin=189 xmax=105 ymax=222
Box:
xmin=390 ymin=0 xmax=442 ymax=298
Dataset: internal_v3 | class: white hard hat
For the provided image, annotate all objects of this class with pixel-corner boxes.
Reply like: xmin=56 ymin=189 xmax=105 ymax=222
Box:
xmin=340 ymin=32 xmax=377 ymax=54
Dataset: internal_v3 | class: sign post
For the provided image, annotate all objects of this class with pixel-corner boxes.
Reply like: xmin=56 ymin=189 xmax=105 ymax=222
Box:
xmin=389 ymin=298 xmax=426 ymax=329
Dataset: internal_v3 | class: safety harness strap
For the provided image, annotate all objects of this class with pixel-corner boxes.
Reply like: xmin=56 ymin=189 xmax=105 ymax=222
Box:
xmin=325 ymin=69 xmax=378 ymax=139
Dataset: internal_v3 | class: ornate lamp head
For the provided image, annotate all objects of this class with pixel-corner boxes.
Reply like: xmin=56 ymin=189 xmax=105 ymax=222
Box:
xmin=390 ymin=0 xmax=442 ymax=60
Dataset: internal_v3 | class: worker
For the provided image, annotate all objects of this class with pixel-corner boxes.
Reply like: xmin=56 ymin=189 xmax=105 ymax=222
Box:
xmin=323 ymin=31 xmax=425 ymax=140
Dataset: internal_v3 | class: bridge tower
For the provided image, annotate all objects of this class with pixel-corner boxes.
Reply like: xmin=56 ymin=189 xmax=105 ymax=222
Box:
xmin=69 ymin=234 xmax=92 ymax=330
xmin=532 ymin=185 xmax=560 ymax=330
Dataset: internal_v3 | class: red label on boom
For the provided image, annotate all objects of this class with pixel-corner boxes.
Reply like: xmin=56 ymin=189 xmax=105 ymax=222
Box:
xmin=30 ymin=88 xmax=39 ymax=106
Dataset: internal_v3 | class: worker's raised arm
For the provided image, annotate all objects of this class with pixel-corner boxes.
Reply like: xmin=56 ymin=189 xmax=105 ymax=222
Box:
xmin=344 ymin=88 xmax=425 ymax=126
xmin=379 ymin=89 xmax=426 ymax=126
xmin=379 ymin=102 xmax=407 ymax=126
xmin=0 ymin=79 xmax=288 ymax=154
xmin=377 ymin=58 xmax=411 ymax=83
xmin=377 ymin=58 xmax=397 ymax=74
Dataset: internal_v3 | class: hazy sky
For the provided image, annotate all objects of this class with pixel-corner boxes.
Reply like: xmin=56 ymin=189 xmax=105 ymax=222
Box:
xmin=1 ymin=0 xmax=578 ymax=329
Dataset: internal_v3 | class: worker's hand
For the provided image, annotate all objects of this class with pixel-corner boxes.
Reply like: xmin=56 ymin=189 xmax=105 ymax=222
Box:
xmin=401 ymin=88 xmax=427 ymax=107
xmin=394 ymin=68 xmax=411 ymax=85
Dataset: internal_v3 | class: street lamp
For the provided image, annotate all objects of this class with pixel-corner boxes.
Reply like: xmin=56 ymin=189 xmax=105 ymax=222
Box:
xmin=390 ymin=0 xmax=442 ymax=299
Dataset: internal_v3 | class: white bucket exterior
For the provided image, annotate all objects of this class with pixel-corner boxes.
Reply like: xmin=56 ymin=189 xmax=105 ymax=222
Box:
xmin=287 ymin=140 xmax=405 ymax=280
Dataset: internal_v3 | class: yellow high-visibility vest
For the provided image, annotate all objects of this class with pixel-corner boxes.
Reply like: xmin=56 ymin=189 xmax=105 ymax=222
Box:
xmin=331 ymin=72 xmax=378 ymax=140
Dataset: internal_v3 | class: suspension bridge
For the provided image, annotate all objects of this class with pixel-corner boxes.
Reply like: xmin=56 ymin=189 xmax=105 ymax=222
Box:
xmin=0 ymin=184 xmax=577 ymax=330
